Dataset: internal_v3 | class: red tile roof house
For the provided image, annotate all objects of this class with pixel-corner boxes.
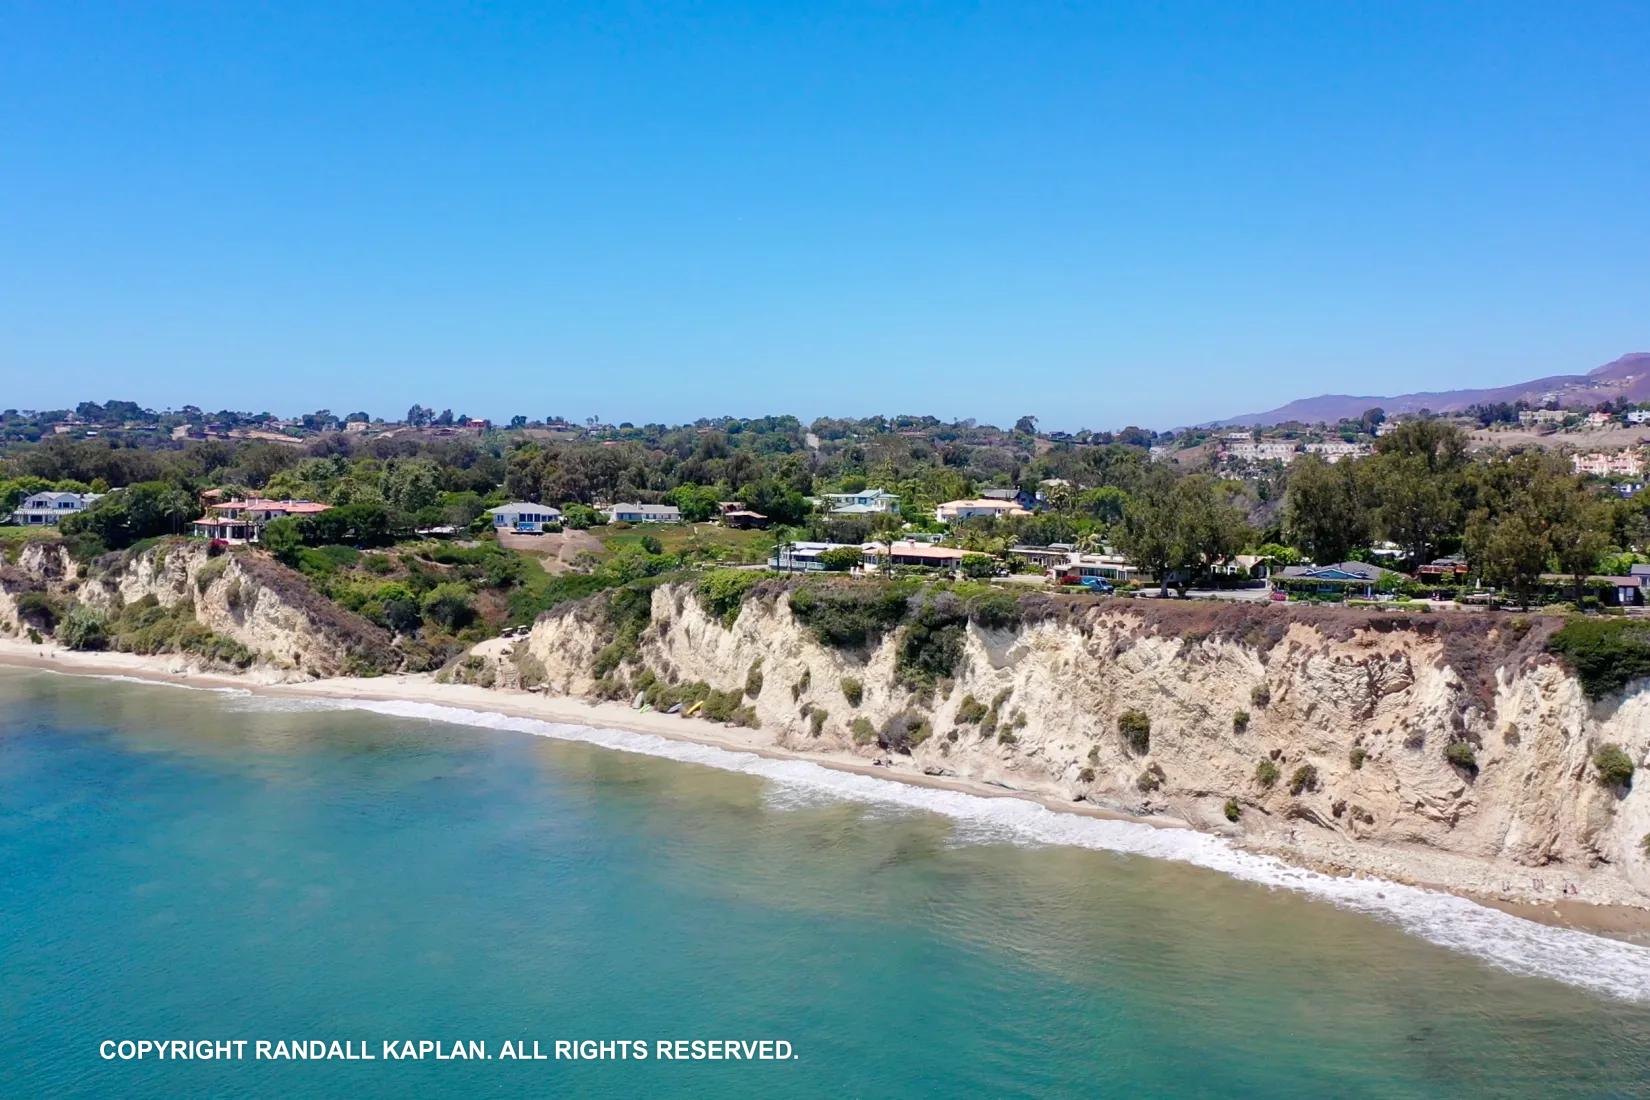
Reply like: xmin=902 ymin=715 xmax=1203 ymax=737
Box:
xmin=191 ymin=498 xmax=331 ymax=544
xmin=862 ymin=540 xmax=968 ymax=572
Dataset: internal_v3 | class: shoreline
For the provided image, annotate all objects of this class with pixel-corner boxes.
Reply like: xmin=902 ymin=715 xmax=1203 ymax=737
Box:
xmin=4 ymin=637 xmax=1649 ymax=942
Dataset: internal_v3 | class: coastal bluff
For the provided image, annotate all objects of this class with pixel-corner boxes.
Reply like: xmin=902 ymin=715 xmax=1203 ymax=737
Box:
xmin=508 ymin=578 xmax=1650 ymax=909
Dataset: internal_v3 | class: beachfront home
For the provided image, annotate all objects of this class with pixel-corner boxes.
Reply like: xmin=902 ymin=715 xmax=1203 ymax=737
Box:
xmin=934 ymin=498 xmax=1032 ymax=524
xmin=605 ymin=503 xmax=682 ymax=524
xmin=191 ymin=498 xmax=332 ymax=543
xmin=487 ymin=502 xmax=563 ymax=533
xmin=863 ymin=540 xmax=967 ymax=571
xmin=771 ymin=541 xmax=861 ymax=572
xmin=9 ymin=490 xmax=103 ymax=526
xmin=820 ymin=489 xmax=899 ymax=515
xmin=1275 ymin=561 xmax=1398 ymax=598
xmin=1417 ymin=555 xmax=1470 ymax=582
xmin=1007 ymin=543 xmax=1075 ymax=569
xmin=720 ymin=509 xmax=770 ymax=530
xmin=1049 ymin=549 xmax=1139 ymax=585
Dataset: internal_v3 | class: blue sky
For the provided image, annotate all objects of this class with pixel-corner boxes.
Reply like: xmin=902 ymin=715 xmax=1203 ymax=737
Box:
xmin=3 ymin=2 xmax=1646 ymax=429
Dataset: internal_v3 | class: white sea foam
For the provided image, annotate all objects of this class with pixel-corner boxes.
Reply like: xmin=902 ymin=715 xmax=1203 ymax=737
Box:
xmin=30 ymin=664 xmax=1650 ymax=1003
xmin=287 ymin=695 xmax=1650 ymax=1003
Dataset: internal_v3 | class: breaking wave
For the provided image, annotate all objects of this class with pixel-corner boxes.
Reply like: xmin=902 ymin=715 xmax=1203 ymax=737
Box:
xmin=302 ymin=695 xmax=1650 ymax=1003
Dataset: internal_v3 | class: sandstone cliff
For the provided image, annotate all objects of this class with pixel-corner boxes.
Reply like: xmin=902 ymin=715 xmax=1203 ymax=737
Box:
xmin=1 ymin=538 xmax=394 ymax=679
xmin=515 ymin=579 xmax=1650 ymax=908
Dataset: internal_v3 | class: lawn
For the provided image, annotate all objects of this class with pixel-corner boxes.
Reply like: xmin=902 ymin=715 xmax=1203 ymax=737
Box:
xmin=591 ymin=523 xmax=772 ymax=564
xmin=0 ymin=525 xmax=62 ymax=561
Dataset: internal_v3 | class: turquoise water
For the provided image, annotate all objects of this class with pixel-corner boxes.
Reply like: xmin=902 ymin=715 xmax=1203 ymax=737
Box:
xmin=5 ymin=669 xmax=1650 ymax=1097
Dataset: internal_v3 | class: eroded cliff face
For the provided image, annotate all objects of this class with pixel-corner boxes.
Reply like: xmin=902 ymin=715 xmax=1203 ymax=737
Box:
xmin=3 ymin=539 xmax=393 ymax=679
xmin=521 ymin=582 xmax=1650 ymax=906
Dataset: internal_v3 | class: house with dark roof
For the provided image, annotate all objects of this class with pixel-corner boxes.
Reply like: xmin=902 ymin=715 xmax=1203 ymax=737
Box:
xmin=1275 ymin=561 xmax=1399 ymax=598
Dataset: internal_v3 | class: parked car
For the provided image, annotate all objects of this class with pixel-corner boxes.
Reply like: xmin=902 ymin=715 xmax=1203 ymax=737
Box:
xmin=1077 ymin=576 xmax=1114 ymax=593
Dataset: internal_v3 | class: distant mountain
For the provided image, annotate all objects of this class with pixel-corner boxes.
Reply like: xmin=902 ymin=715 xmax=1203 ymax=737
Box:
xmin=1211 ymin=353 xmax=1650 ymax=428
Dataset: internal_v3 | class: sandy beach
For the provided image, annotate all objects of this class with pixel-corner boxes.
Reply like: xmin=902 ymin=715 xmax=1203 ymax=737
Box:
xmin=4 ymin=634 xmax=1648 ymax=941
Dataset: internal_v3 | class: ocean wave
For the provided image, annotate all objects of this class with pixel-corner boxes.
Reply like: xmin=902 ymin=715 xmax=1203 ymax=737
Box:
xmin=286 ymin=695 xmax=1650 ymax=1003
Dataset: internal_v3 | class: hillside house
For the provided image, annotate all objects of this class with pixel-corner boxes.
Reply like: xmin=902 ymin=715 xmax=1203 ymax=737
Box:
xmin=191 ymin=499 xmax=331 ymax=543
xmin=821 ymin=489 xmax=899 ymax=515
xmin=771 ymin=541 xmax=860 ymax=572
xmin=487 ymin=503 xmax=563 ymax=533
xmin=934 ymin=498 xmax=1032 ymax=523
xmin=1049 ymin=550 xmax=1140 ymax=585
xmin=863 ymin=540 xmax=967 ymax=570
xmin=1275 ymin=561 xmax=1398 ymax=598
xmin=605 ymin=503 xmax=682 ymax=524
xmin=1573 ymin=452 xmax=1645 ymax=478
xmin=8 ymin=490 xmax=103 ymax=526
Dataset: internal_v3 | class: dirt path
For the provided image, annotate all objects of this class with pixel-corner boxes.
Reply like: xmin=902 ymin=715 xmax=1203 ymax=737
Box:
xmin=497 ymin=528 xmax=603 ymax=574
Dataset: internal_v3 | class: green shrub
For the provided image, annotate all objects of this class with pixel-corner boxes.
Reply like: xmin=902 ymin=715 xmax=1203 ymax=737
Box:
xmin=58 ymin=605 xmax=109 ymax=650
xmin=1117 ymin=709 xmax=1151 ymax=754
xmin=1288 ymin=764 xmax=1318 ymax=796
xmin=965 ymin=588 xmax=1022 ymax=631
xmin=809 ymin=708 xmax=828 ymax=736
xmin=1255 ymin=759 xmax=1280 ymax=788
xmin=1444 ymin=742 xmax=1478 ymax=772
xmin=1232 ymin=709 xmax=1250 ymax=733
xmin=894 ymin=593 xmax=966 ymax=690
xmin=1224 ymin=798 xmax=1241 ymax=822
xmin=745 ymin=661 xmax=764 ymax=698
xmin=1548 ymin=619 xmax=1650 ymax=700
xmin=1250 ymin=684 xmax=1271 ymax=708
xmin=1077 ymin=766 xmax=1096 ymax=784
xmin=1349 ymin=747 xmax=1368 ymax=770
xmin=955 ymin=694 xmax=988 ymax=724
xmin=789 ymin=581 xmax=912 ymax=649
xmin=421 ymin=583 xmax=476 ymax=632
xmin=880 ymin=712 xmax=931 ymax=753
xmin=850 ymin=716 xmax=876 ymax=744
xmin=791 ymin=668 xmax=811 ymax=700
xmin=1136 ymin=765 xmax=1164 ymax=792
xmin=997 ymin=728 xmax=1018 ymax=746
xmin=1594 ymin=744 xmax=1636 ymax=789
xmin=840 ymin=677 xmax=864 ymax=707
xmin=817 ymin=546 xmax=864 ymax=572
xmin=194 ymin=555 xmax=230 ymax=594
xmin=696 ymin=569 xmax=762 ymax=627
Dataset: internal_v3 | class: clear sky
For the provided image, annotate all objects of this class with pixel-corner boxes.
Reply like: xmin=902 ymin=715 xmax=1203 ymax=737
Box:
xmin=3 ymin=2 xmax=1646 ymax=430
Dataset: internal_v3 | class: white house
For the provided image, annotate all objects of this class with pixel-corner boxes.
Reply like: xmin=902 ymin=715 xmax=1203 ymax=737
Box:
xmin=9 ymin=490 xmax=103 ymax=526
xmin=1627 ymin=410 xmax=1650 ymax=425
xmin=1303 ymin=441 xmax=1372 ymax=463
xmin=934 ymin=498 xmax=1032 ymax=523
xmin=605 ymin=503 xmax=682 ymax=524
xmin=487 ymin=503 xmax=562 ymax=533
xmin=820 ymin=489 xmax=899 ymax=515
xmin=771 ymin=541 xmax=861 ymax=572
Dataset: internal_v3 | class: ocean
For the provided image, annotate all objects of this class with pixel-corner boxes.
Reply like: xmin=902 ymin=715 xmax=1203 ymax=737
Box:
xmin=4 ymin=666 xmax=1650 ymax=1098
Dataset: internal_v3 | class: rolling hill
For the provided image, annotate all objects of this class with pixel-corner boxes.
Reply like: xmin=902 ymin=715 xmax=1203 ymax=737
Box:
xmin=1212 ymin=352 xmax=1650 ymax=428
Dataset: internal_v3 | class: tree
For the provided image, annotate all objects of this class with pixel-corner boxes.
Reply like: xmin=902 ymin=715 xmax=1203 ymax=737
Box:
xmin=1464 ymin=451 xmax=1613 ymax=606
xmin=1014 ymin=415 xmax=1038 ymax=435
xmin=59 ymin=482 xmax=197 ymax=550
xmin=1116 ymin=470 xmax=1250 ymax=595
xmin=1283 ymin=455 xmax=1369 ymax=564
xmin=420 ymin=583 xmax=475 ymax=631
xmin=817 ymin=546 xmax=863 ymax=572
